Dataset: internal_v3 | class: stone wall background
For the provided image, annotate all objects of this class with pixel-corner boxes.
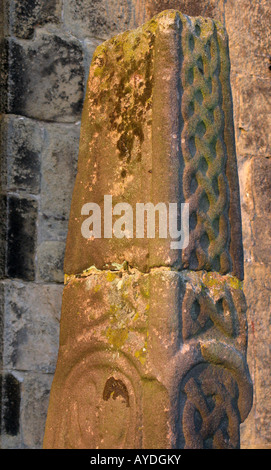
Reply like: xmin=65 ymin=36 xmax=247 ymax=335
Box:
xmin=0 ymin=0 xmax=270 ymax=449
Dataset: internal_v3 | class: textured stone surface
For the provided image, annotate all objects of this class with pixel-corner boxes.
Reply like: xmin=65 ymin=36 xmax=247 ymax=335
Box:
xmin=0 ymin=0 xmax=5 ymax=35
xmin=1 ymin=115 xmax=42 ymax=194
xmin=7 ymin=196 xmax=38 ymax=281
xmin=63 ymin=0 xmax=223 ymax=40
xmin=20 ymin=372 xmax=54 ymax=448
xmin=8 ymin=31 xmax=85 ymax=122
xmin=0 ymin=116 xmax=7 ymax=189
xmin=0 ymin=195 xmax=7 ymax=278
xmin=65 ymin=11 xmax=243 ymax=278
xmin=144 ymin=0 xmax=222 ymax=20
xmin=0 ymin=371 xmax=23 ymax=448
xmin=234 ymin=77 xmax=271 ymax=157
xmin=236 ymin=155 xmax=254 ymax=265
xmin=44 ymin=268 xmax=252 ymax=449
xmin=0 ymin=283 xmax=5 ymax=368
xmin=0 ymin=38 xmax=8 ymax=114
xmin=237 ymin=156 xmax=271 ymax=265
xmin=0 ymin=370 xmax=23 ymax=449
xmin=237 ymin=155 xmax=271 ymax=448
xmin=37 ymin=241 xmax=66 ymax=283
xmin=251 ymin=217 xmax=271 ymax=265
xmin=251 ymin=157 xmax=271 ymax=216
xmin=236 ymin=154 xmax=271 ymax=450
xmin=12 ymin=0 xmax=62 ymax=39
xmin=63 ymin=0 xmax=136 ymax=40
xmin=0 ymin=370 xmax=54 ymax=449
xmin=1 ymin=373 xmax=21 ymax=437
xmin=37 ymin=122 xmax=80 ymax=281
xmin=39 ymin=214 xmax=69 ymax=246
xmin=224 ymin=0 xmax=271 ymax=78
xmin=3 ymin=281 xmax=62 ymax=372
xmin=81 ymin=38 xmax=103 ymax=85
xmin=39 ymin=122 xmax=80 ymax=238
xmin=241 ymin=265 xmax=271 ymax=449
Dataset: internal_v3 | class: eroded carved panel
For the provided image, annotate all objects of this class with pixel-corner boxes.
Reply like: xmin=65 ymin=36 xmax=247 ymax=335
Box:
xmin=180 ymin=17 xmax=231 ymax=273
xmin=179 ymin=363 xmax=240 ymax=449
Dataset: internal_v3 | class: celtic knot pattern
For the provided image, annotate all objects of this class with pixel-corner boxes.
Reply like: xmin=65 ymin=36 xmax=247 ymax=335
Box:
xmin=180 ymin=18 xmax=231 ymax=274
xmin=180 ymin=364 xmax=240 ymax=449
xmin=182 ymin=287 xmax=238 ymax=341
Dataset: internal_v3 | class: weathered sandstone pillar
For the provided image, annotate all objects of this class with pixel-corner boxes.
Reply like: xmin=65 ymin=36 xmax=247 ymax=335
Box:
xmin=43 ymin=10 xmax=252 ymax=449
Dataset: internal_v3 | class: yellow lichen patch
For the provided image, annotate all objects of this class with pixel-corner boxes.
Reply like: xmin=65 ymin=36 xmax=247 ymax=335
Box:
xmin=201 ymin=271 xmax=243 ymax=296
xmin=135 ymin=340 xmax=148 ymax=365
xmin=226 ymin=275 xmax=243 ymax=291
xmin=133 ymin=312 xmax=139 ymax=322
xmin=106 ymin=327 xmax=128 ymax=349
xmin=93 ymin=284 xmax=102 ymax=293
xmin=201 ymin=272 xmax=226 ymax=297
xmin=106 ymin=272 xmax=117 ymax=282
xmin=64 ymin=274 xmax=76 ymax=285
xmin=107 ymin=304 xmax=118 ymax=319
xmin=202 ymin=273 xmax=224 ymax=295
xmin=140 ymin=284 xmax=150 ymax=299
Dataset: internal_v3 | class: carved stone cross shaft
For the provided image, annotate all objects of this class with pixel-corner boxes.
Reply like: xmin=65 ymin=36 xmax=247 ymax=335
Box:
xmin=43 ymin=10 xmax=252 ymax=449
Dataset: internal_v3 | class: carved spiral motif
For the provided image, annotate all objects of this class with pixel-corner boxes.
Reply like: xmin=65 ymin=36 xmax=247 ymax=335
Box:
xmin=180 ymin=18 xmax=231 ymax=273
xmin=49 ymin=349 xmax=141 ymax=449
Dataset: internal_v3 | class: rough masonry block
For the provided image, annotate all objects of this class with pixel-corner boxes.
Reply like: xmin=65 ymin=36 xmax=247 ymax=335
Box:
xmin=20 ymin=372 xmax=54 ymax=448
xmin=251 ymin=218 xmax=271 ymax=265
xmin=12 ymin=0 xmax=62 ymax=39
xmin=63 ymin=0 xmax=138 ymax=40
xmin=39 ymin=122 xmax=80 ymax=238
xmin=37 ymin=241 xmax=66 ymax=283
xmin=1 ymin=115 xmax=42 ymax=194
xmin=0 ymin=38 xmax=8 ymax=114
xmin=0 ymin=195 xmax=7 ymax=278
xmin=3 ymin=281 xmax=62 ymax=373
xmin=224 ymin=0 xmax=271 ymax=78
xmin=0 ymin=371 xmax=55 ymax=449
xmin=235 ymin=77 xmax=271 ymax=157
xmin=7 ymin=196 xmax=38 ymax=281
xmin=241 ymin=264 xmax=271 ymax=448
xmin=2 ymin=373 xmax=21 ymax=437
xmin=37 ymin=122 xmax=80 ymax=281
xmin=0 ymin=115 xmax=8 ymax=190
xmin=63 ymin=0 xmax=222 ymax=40
xmin=250 ymin=157 xmax=271 ymax=264
xmin=8 ymin=31 xmax=85 ymax=122
xmin=252 ymin=157 xmax=271 ymax=217
xmin=143 ymin=0 xmax=223 ymax=23
xmin=237 ymin=156 xmax=271 ymax=266
xmin=0 ymin=283 xmax=5 ymax=368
